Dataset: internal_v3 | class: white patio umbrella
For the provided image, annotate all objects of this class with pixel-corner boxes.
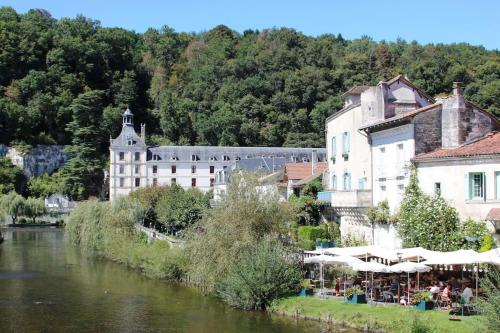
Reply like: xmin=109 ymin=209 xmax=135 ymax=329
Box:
xmin=476 ymin=249 xmax=500 ymax=265
xmin=352 ymin=261 xmax=391 ymax=302
xmin=390 ymin=261 xmax=432 ymax=305
xmin=304 ymin=255 xmax=363 ymax=297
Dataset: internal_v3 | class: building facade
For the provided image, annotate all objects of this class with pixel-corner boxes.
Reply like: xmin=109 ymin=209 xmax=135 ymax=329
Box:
xmin=109 ymin=109 xmax=326 ymax=201
xmin=323 ymin=77 xmax=500 ymax=247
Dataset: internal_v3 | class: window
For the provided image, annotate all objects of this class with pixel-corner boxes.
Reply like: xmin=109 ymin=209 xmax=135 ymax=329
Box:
xmin=171 ymin=154 xmax=178 ymax=161
xmin=135 ymin=178 xmax=140 ymax=187
xmin=134 ymin=165 xmax=140 ymax=174
xmin=171 ymin=178 xmax=176 ymax=185
xmin=343 ymin=173 xmax=351 ymax=191
xmin=332 ymin=174 xmax=337 ymax=190
xmin=496 ymin=172 xmax=500 ymax=199
xmin=223 ymin=155 xmax=230 ymax=161
xmin=331 ymin=136 xmax=337 ymax=159
xmin=119 ymin=165 xmax=124 ymax=174
xmin=342 ymin=132 xmax=350 ymax=156
xmin=119 ymin=178 xmax=124 ymax=187
xmin=134 ymin=152 xmax=140 ymax=161
xmin=379 ymin=147 xmax=386 ymax=177
xmin=191 ymin=178 xmax=196 ymax=187
xmin=235 ymin=156 xmax=241 ymax=161
xmin=210 ymin=166 xmax=215 ymax=174
xmin=434 ymin=182 xmax=441 ymax=196
xmin=358 ymin=178 xmax=365 ymax=190
xmin=210 ymin=178 xmax=215 ymax=187
xmin=171 ymin=165 xmax=176 ymax=174
xmin=153 ymin=154 xmax=160 ymax=161
xmin=119 ymin=152 xmax=125 ymax=161
xmin=152 ymin=165 xmax=157 ymax=174
xmin=152 ymin=178 xmax=158 ymax=187
xmin=209 ymin=155 xmax=217 ymax=161
xmin=467 ymin=172 xmax=485 ymax=200
xmin=191 ymin=165 xmax=196 ymax=173
xmin=191 ymin=154 xmax=199 ymax=161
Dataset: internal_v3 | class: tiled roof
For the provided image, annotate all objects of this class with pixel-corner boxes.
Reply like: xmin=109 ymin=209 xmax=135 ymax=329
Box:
xmin=341 ymin=85 xmax=370 ymax=97
xmin=414 ymin=132 xmax=500 ymax=160
xmin=359 ymin=103 xmax=441 ymax=131
xmin=486 ymin=208 xmax=500 ymax=221
xmin=284 ymin=162 xmax=327 ymax=181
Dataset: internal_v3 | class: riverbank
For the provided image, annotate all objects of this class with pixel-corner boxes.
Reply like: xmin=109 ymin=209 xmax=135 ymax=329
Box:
xmin=269 ymin=296 xmax=484 ymax=333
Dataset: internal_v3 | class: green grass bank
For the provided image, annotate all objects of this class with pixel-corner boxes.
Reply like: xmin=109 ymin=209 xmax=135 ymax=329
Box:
xmin=269 ymin=297 xmax=484 ymax=333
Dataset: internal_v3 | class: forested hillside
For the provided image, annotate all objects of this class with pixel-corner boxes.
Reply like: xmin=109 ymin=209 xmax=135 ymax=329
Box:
xmin=1 ymin=7 xmax=499 ymax=198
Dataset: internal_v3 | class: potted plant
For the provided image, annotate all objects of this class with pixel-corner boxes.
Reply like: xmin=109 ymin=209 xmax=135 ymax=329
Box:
xmin=411 ymin=291 xmax=434 ymax=310
xmin=299 ymin=279 xmax=314 ymax=297
xmin=345 ymin=286 xmax=366 ymax=304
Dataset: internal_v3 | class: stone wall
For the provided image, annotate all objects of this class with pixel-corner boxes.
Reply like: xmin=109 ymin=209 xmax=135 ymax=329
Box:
xmin=414 ymin=106 xmax=442 ymax=155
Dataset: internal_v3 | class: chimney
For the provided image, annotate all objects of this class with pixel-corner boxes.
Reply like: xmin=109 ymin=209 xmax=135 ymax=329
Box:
xmin=452 ymin=82 xmax=463 ymax=96
xmin=140 ymin=123 xmax=146 ymax=141
xmin=311 ymin=150 xmax=317 ymax=175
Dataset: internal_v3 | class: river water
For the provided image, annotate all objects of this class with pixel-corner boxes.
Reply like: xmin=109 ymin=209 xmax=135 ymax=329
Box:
xmin=0 ymin=228 xmax=336 ymax=333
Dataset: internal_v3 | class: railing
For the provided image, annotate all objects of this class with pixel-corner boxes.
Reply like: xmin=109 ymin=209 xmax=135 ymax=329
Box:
xmin=135 ymin=224 xmax=185 ymax=248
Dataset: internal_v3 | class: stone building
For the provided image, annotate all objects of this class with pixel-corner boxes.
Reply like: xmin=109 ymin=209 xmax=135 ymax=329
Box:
xmin=109 ymin=109 xmax=326 ymax=201
xmin=322 ymin=76 xmax=500 ymax=247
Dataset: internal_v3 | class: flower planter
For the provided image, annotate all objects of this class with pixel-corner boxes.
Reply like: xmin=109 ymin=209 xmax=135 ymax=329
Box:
xmin=298 ymin=288 xmax=314 ymax=297
xmin=416 ymin=301 xmax=434 ymax=311
xmin=347 ymin=294 xmax=367 ymax=304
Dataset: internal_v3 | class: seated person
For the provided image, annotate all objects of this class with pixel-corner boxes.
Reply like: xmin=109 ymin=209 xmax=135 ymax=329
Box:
xmin=461 ymin=284 xmax=473 ymax=304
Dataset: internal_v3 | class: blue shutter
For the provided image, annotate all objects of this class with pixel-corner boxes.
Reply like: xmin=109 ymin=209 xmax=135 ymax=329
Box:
xmin=465 ymin=173 xmax=470 ymax=200
xmin=332 ymin=174 xmax=337 ymax=190
xmin=331 ymin=137 xmax=336 ymax=157
xmin=496 ymin=172 xmax=500 ymax=199
xmin=346 ymin=132 xmax=350 ymax=153
xmin=483 ymin=172 xmax=486 ymax=201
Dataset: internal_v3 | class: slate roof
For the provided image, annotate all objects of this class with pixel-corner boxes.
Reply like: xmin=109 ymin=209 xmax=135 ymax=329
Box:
xmin=414 ymin=132 xmax=500 ymax=160
xmin=110 ymin=124 xmax=147 ymax=148
xmin=148 ymin=146 xmax=326 ymax=163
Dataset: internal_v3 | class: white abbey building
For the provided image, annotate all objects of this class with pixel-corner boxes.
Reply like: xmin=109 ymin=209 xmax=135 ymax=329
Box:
xmin=109 ymin=109 xmax=326 ymax=201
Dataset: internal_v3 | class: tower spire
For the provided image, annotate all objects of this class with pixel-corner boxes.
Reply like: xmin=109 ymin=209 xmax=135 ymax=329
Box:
xmin=123 ymin=107 xmax=134 ymax=126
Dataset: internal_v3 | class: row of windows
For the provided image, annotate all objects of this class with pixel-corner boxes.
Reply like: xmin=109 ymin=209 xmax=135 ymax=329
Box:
xmin=145 ymin=153 xmax=319 ymax=163
xmin=331 ymin=173 xmax=368 ymax=191
xmin=117 ymin=165 xmax=216 ymax=175
xmin=118 ymin=177 xmax=215 ymax=188
xmin=119 ymin=152 xmax=141 ymax=161
xmin=330 ymin=132 xmax=350 ymax=161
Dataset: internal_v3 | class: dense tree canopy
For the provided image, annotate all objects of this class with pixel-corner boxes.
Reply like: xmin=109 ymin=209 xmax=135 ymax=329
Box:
xmin=1 ymin=7 xmax=499 ymax=197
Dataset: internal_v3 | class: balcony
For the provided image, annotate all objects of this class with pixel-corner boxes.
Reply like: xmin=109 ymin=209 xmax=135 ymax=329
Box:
xmin=330 ymin=189 xmax=372 ymax=207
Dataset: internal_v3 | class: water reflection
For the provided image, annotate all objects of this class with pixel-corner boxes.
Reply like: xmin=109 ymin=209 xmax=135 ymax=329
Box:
xmin=0 ymin=229 xmax=339 ymax=333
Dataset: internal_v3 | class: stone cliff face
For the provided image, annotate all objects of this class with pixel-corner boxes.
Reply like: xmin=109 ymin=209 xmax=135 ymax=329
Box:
xmin=0 ymin=145 xmax=67 ymax=177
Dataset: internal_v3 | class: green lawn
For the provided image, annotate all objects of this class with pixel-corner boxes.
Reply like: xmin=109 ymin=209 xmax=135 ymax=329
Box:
xmin=269 ymin=296 xmax=484 ymax=333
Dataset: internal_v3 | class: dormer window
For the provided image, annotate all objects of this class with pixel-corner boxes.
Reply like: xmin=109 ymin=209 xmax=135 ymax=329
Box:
xmin=171 ymin=154 xmax=178 ymax=161
xmin=127 ymin=139 xmax=133 ymax=146
xmin=209 ymin=155 xmax=217 ymax=161
xmin=191 ymin=154 xmax=199 ymax=161
xmin=153 ymin=154 xmax=160 ymax=161
xmin=235 ymin=156 xmax=241 ymax=161
xmin=223 ymin=155 xmax=230 ymax=161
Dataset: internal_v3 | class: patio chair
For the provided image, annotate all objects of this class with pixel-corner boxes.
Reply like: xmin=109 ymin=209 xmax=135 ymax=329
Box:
xmin=382 ymin=291 xmax=396 ymax=303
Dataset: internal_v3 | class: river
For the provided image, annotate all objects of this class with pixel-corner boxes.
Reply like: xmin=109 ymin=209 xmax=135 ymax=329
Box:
xmin=0 ymin=228 xmax=338 ymax=333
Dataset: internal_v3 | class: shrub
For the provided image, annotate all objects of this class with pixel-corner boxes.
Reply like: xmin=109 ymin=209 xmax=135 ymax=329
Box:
xmin=297 ymin=225 xmax=326 ymax=242
xmin=410 ymin=291 xmax=431 ymax=305
xmin=409 ymin=316 xmax=433 ymax=333
xmin=477 ymin=268 xmax=500 ymax=331
xmin=218 ymin=237 xmax=303 ymax=310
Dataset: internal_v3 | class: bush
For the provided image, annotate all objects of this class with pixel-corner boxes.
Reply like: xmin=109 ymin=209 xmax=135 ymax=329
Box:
xmin=409 ymin=316 xmax=433 ymax=333
xmin=218 ymin=237 xmax=303 ymax=310
xmin=297 ymin=226 xmax=326 ymax=242
xmin=477 ymin=268 xmax=500 ymax=331
xmin=66 ymin=197 xmax=186 ymax=280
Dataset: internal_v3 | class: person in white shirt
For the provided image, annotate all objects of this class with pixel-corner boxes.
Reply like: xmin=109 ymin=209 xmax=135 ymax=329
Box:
xmin=461 ymin=284 xmax=473 ymax=304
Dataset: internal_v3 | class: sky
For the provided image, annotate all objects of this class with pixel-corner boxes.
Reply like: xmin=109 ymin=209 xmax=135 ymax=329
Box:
xmin=2 ymin=0 xmax=499 ymax=49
